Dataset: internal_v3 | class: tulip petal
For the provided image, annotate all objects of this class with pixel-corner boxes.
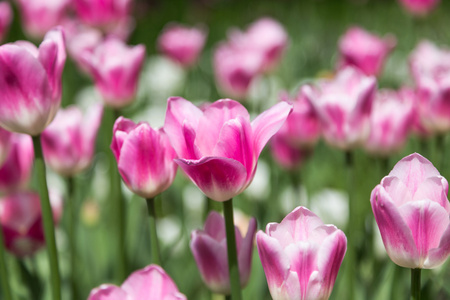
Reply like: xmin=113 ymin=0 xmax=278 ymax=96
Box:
xmin=238 ymin=217 xmax=257 ymax=286
xmin=381 ymin=176 xmax=413 ymax=206
xmin=190 ymin=231 xmax=229 ymax=294
xmin=111 ymin=117 xmax=137 ymax=160
xmin=398 ymin=200 xmax=450 ymax=267
xmin=426 ymin=224 xmax=450 ymax=268
xmin=370 ymin=185 xmax=419 ymax=268
xmin=175 ymin=156 xmax=247 ymax=202
xmin=88 ymin=284 xmax=127 ymax=300
xmin=204 ymin=211 xmax=226 ymax=241
xmin=413 ymin=177 xmax=450 ymax=213
xmin=251 ymin=101 xmax=293 ymax=158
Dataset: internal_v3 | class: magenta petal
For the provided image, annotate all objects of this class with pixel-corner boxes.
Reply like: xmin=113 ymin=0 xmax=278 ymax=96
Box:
xmin=204 ymin=211 xmax=226 ymax=240
xmin=371 ymin=185 xmax=418 ymax=268
xmin=426 ymin=224 xmax=450 ymax=268
xmin=238 ymin=217 xmax=257 ymax=286
xmin=175 ymin=157 xmax=247 ymax=202
xmin=413 ymin=177 xmax=450 ymax=213
xmin=251 ymin=101 xmax=293 ymax=158
xmin=87 ymin=284 xmax=127 ymax=300
xmin=111 ymin=116 xmax=137 ymax=160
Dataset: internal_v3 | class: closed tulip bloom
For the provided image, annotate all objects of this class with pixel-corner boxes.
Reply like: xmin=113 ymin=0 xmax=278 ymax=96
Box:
xmin=0 ymin=2 xmax=12 ymax=43
xmin=88 ymin=264 xmax=186 ymax=300
xmin=371 ymin=153 xmax=450 ymax=269
xmin=304 ymin=67 xmax=376 ymax=150
xmin=338 ymin=27 xmax=396 ymax=76
xmin=0 ymin=133 xmax=34 ymax=194
xmin=0 ymin=27 xmax=66 ymax=136
xmin=164 ymin=97 xmax=292 ymax=202
xmin=83 ymin=38 xmax=146 ymax=108
xmin=365 ymin=89 xmax=413 ymax=156
xmin=0 ymin=127 xmax=13 ymax=166
xmin=0 ymin=190 xmax=62 ymax=257
xmin=111 ymin=117 xmax=177 ymax=199
xmin=256 ymin=206 xmax=347 ymax=300
xmin=228 ymin=17 xmax=288 ymax=72
xmin=158 ymin=23 xmax=207 ymax=67
xmin=190 ymin=211 xmax=257 ymax=294
xmin=270 ymin=135 xmax=308 ymax=170
xmin=398 ymin=0 xmax=440 ymax=16
xmin=41 ymin=103 xmax=103 ymax=176
xmin=16 ymin=0 xmax=70 ymax=39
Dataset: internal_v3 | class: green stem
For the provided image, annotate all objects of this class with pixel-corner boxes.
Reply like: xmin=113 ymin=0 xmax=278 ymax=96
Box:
xmin=67 ymin=176 xmax=78 ymax=300
xmin=0 ymin=219 xmax=12 ymax=300
xmin=145 ymin=197 xmax=161 ymax=265
xmin=411 ymin=268 xmax=421 ymax=300
xmin=32 ymin=135 xmax=61 ymax=300
xmin=345 ymin=151 xmax=355 ymax=300
xmin=223 ymin=199 xmax=242 ymax=300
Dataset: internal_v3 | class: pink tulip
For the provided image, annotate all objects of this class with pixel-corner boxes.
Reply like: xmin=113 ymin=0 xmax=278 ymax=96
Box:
xmin=228 ymin=17 xmax=288 ymax=72
xmin=0 ymin=133 xmax=34 ymax=193
xmin=398 ymin=0 xmax=440 ymax=16
xmin=83 ymin=38 xmax=145 ymax=108
xmin=0 ymin=190 xmax=62 ymax=257
xmin=164 ymin=97 xmax=292 ymax=202
xmin=88 ymin=264 xmax=186 ymax=300
xmin=74 ymin=0 xmax=131 ymax=33
xmin=371 ymin=153 xmax=450 ymax=268
xmin=0 ymin=27 xmax=66 ymax=136
xmin=270 ymin=135 xmax=309 ymax=170
xmin=41 ymin=103 xmax=103 ymax=176
xmin=365 ymin=89 xmax=413 ymax=156
xmin=0 ymin=127 xmax=13 ymax=166
xmin=409 ymin=41 xmax=450 ymax=133
xmin=157 ymin=23 xmax=207 ymax=67
xmin=338 ymin=26 xmax=396 ymax=76
xmin=0 ymin=2 xmax=12 ymax=43
xmin=256 ymin=206 xmax=347 ymax=300
xmin=111 ymin=117 xmax=177 ymax=199
xmin=16 ymin=0 xmax=71 ymax=39
xmin=190 ymin=211 xmax=256 ymax=294
xmin=213 ymin=42 xmax=264 ymax=99
xmin=304 ymin=67 xmax=376 ymax=150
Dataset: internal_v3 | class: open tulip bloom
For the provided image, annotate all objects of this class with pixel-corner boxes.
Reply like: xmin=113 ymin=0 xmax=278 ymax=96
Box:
xmin=256 ymin=206 xmax=347 ymax=300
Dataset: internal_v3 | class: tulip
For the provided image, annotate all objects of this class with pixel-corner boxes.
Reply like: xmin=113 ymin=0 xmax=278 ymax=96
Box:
xmin=157 ymin=23 xmax=207 ymax=67
xmin=228 ymin=17 xmax=288 ymax=72
xmin=303 ymin=67 xmax=376 ymax=150
xmin=0 ymin=190 xmax=62 ymax=257
xmin=371 ymin=153 xmax=450 ymax=269
xmin=409 ymin=41 xmax=450 ymax=134
xmin=88 ymin=264 xmax=186 ymax=300
xmin=16 ymin=0 xmax=70 ymax=39
xmin=0 ymin=27 xmax=66 ymax=136
xmin=270 ymin=134 xmax=308 ymax=170
xmin=83 ymin=38 xmax=146 ymax=108
xmin=164 ymin=97 xmax=292 ymax=202
xmin=256 ymin=206 xmax=347 ymax=300
xmin=111 ymin=116 xmax=177 ymax=199
xmin=365 ymin=89 xmax=413 ymax=156
xmin=0 ymin=127 xmax=12 ymax=167
xmin=0 ymin=2 xmax=12 ymax=43
xmin=398 ymin=0 xmax=440 ymax=16
xmin=338 ymin=26 xmax=396 ymax=76
xmin=0 ymin=133 xmax=34 ymax=193
xmin=41 ymin=103 xmax=103 ymax=176
xmin=190 ymin=211 xmax=256 ymax=294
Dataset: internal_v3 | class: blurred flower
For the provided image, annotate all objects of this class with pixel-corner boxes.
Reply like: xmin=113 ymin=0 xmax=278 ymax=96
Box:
xmin=398 ymin=0 xmax=440 ymax=16
xmin=304 ymin=67 xmax=376 ymax=150
xmin=164 ymin=97 xmax=292 ymax=202
xmin=270 ymin=135 xmax=309 ymax=170
xmin=82 ymin=38 xmax=146 ymax=108
xmin=0 ymin=133 xmax=34 ymax=194
xmin=365 ymin=89 xmax=413 ymax=156
xmin=111 ymin=117 xmax=177 ymax=199
xmin=338 ymin=26 xmax=396 ymax=76
xmin=0 ymin=190 xmax=62 ymax=257
xmin=88 ymin=264 xmax=186 ymax=300
xmin=410 ymin=41 xmax=450 ymax=134
xmin=310 ymin=188 xmax=349 ymax=230
xmin=157 ymin=23 xmax=207 ymax=68
xmin=256 ymin=206 xmax=347 ymax=300
xmin=0 ymin=27 xmax=66 ymax=135
xmin=228 ymin=17 xmax=288 ymax=72
xmin=190 ymin=211 xmax=256 ymax=294
xmin=16 ymin=0 xmax=71 ymax=39
xmin=41 ymin=103 xmax=103 ymax=176
xmin=371 ymin=153 xmax=450 ymax=269
xmin=0 ymin=127 xmax=13 ymax=167
xmin=400 ymin=87 xmax=431 ymax=137
xmin=0 ymin=2 xmax=12 ymax=43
